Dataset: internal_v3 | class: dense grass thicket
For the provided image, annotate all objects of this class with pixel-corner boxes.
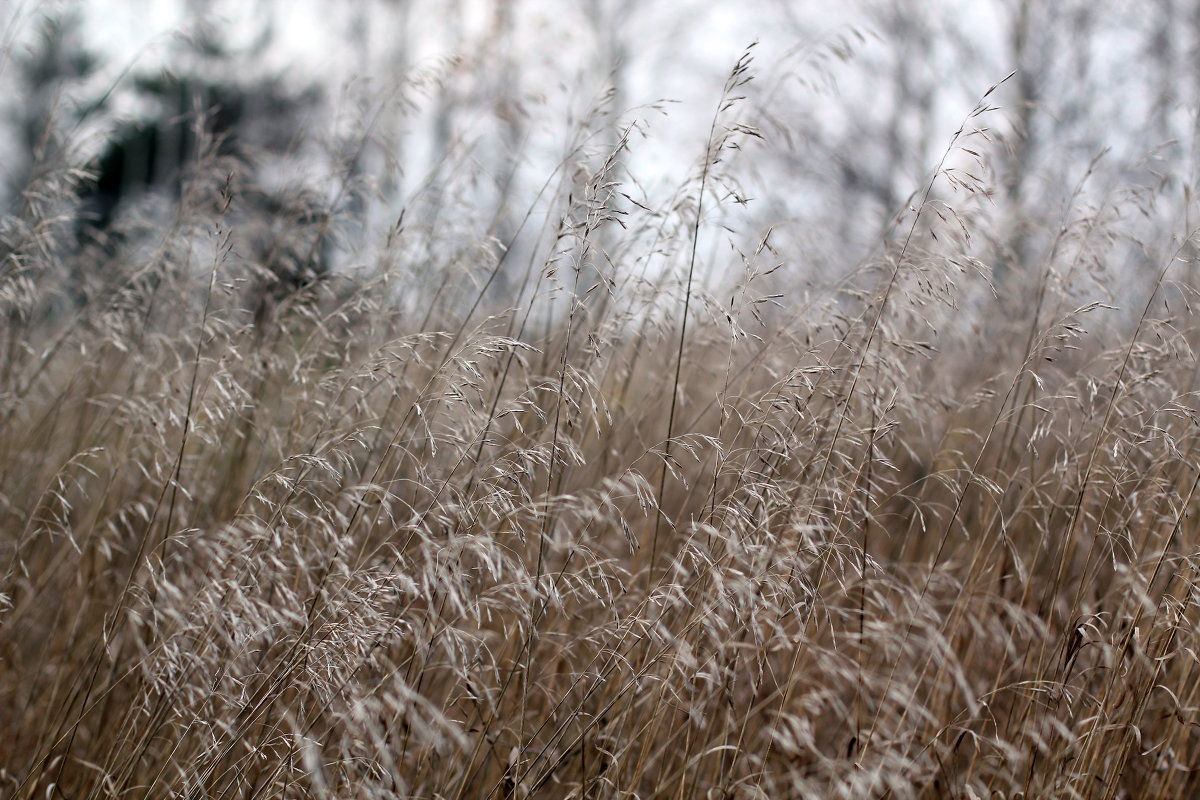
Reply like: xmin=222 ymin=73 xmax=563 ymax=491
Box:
xmin=6 ymin=45 xmax=1200 ymax=799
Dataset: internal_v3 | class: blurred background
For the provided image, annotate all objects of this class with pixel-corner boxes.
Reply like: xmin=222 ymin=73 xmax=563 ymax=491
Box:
xmin=4 ymin=0 xmax=1200 ymax=306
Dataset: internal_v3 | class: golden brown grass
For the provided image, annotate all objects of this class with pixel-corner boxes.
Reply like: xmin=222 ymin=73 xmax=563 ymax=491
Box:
xmin=4 ymin=51 xmax=1200 ymax=800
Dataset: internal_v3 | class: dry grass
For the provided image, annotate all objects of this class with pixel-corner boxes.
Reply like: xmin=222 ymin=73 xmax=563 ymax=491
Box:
xmin=5 ymin=47 xmax=1200 ymax=800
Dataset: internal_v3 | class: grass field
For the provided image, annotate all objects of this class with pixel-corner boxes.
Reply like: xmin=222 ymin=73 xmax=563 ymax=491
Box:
xmin=3 ymin=51 xmax=1200 ymax=799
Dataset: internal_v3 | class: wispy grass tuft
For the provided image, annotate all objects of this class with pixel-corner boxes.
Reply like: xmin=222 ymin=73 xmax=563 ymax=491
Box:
xmin=5 ymin=42 xmax=1200 ymax=800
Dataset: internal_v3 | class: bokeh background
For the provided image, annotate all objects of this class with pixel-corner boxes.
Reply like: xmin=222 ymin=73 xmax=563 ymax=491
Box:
xmin=6 ymin=0 xmax=1199 ymax=302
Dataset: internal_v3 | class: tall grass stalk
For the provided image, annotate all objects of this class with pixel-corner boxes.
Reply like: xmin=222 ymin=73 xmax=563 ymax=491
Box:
xmin=6 ymin=44 xmax=1200 ymax=800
